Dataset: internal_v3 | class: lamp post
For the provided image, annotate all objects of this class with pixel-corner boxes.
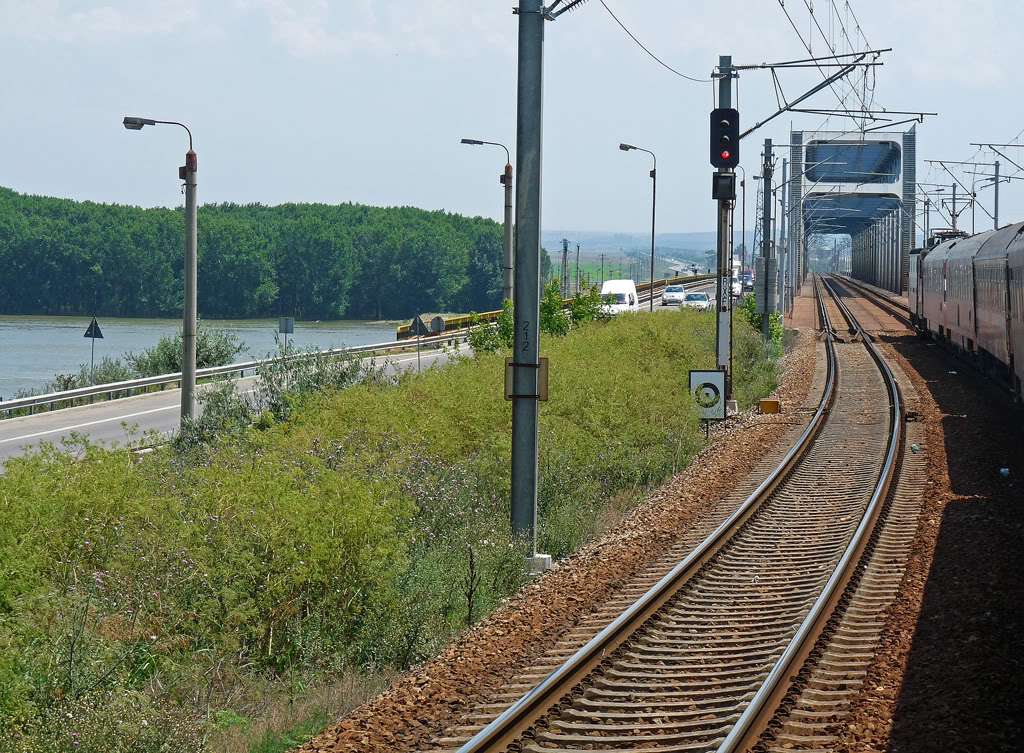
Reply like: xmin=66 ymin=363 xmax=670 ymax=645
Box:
xmin=619 ymin=143 xmax=657 ymax=311
xmin=123 ymin=116 xmax=197 ymax=423
xmin=736 ymin=165 xmax=747 ymax=278
xmin=462 ymin=138 xmax=514 ymax=303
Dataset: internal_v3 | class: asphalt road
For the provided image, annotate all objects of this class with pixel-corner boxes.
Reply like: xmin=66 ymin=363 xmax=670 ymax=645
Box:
xmin=1 ymin=284 xmax=722 ymax=467
xmin=0 ymin=344 xmax=466 ymax=467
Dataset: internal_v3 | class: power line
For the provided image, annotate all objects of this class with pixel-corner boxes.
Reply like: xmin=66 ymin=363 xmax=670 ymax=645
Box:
xmin=597 ymin=0 xmax=710 ymax=83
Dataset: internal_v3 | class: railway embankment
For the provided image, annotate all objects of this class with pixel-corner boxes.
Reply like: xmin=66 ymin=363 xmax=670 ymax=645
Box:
xmin=0 ymin=308 xmax=783 ymax=753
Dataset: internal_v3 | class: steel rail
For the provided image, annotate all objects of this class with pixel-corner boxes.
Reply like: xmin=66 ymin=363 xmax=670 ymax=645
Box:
xmin=455 ymin=279 xmax=839 ymax=753
xmin=715 ymin=275 xmax=904 ymax=752
xmin=833 ymin=274 xmax=914 ymax=328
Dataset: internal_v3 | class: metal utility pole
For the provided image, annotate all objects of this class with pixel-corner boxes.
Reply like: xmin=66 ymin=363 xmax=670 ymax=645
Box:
xmin=510 ymin=0 xmax=547 ymax=571
xmin=649 ymin=163 xmax=656 ymax=310
xmin=575 ymin=243 xmax=580 ymax=293
xmin=994 ymin=160 xmax=1000 ymax=229
xmin=759 ymin=138 xmax=774 ymax=340
xmin=952 ymin=183 xmax=957 ymax=232
xmin=560 ymin=238 xmax=570 ymax=297
xmin=713 ymin=55 xmax=735 ymax=398
xmin=122 ymin=116 xmax=198 ymax=423
xmin=460 ymin=138 xmax=514 ymax=301
xmin=779 ymin=159 xmax=788 ymax=318
xmin=924 ymin=196 xmax=930 ymax=245
xmin=183 ymin=149 xmax=198 ymax=421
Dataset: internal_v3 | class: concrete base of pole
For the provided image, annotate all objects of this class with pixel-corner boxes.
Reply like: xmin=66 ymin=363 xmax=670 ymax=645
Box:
xmin=726 ymin=399 xmax=739 ymax=416
xmin=527 ymin=553 xmax=552 ymax=575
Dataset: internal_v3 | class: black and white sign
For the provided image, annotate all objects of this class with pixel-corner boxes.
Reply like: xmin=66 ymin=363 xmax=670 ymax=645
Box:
xmin=84 ymin=318 xmax=103 ymax=339
xmin=689 ymin=369 xmax=726 ymax=421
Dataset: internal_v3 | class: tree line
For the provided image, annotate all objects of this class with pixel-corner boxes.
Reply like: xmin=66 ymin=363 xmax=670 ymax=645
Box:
xmin=0 ymin=186 xmax=543 ymax=320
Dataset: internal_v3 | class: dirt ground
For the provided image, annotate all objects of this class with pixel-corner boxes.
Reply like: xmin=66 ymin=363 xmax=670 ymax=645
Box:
xmin=830 ymin=333 xmax=1023 ymax=753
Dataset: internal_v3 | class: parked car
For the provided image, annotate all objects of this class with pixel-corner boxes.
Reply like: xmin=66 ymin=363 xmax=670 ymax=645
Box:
xmin=661 ymin=284 xmax=687 ymax=306
xmin=682 ymin=291 xmax=712 ymax=311
xmin=600 ymin=279 xmax=640 ymax=316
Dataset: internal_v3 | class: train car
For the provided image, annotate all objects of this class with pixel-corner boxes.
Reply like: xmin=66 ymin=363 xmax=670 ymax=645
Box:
xmin=908 ymin=247 xmax=927 ymax=328
xmin=972 ymin=223 xmax=1021 ymax=376
xmin=922 ymin=231 xmax=994 ymax=352
xmin=1007 ymin=225 xmax=1024 ymax=401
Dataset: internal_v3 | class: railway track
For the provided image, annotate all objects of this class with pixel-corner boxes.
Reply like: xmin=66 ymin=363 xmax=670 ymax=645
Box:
xmin=829 ymin=275 xmax=913 ymax=330
xmin=428 ymin=276 xmax=910 ymax=753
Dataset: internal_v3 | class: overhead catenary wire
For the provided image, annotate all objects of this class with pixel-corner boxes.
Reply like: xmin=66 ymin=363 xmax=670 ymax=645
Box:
xmin=596 ymin=0 xmax=710 ymax=83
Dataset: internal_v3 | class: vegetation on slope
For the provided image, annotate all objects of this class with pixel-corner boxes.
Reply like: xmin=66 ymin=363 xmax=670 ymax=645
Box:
xmin=0 ymin=308 xmax=778 ymax=752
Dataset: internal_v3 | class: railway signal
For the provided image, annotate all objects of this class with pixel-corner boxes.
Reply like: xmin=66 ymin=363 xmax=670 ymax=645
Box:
xmin=710 ymin=108 xmax=740 ymax=169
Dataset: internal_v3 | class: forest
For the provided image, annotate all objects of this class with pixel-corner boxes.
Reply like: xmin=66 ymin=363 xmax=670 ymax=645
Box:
xmin=0 ymin=187 xmax=553 ymax=320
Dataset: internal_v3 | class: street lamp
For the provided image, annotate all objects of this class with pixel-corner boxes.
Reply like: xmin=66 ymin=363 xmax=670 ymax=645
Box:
xmin=462 ymin=138 xmax=514 ymax=302
xmin=619 ymin=143 xmax=657 ymax=311
xmin=123 ymin=116 xmax=198 ymax=423
xmin=736 ymin=165 xmax=747 ymax=277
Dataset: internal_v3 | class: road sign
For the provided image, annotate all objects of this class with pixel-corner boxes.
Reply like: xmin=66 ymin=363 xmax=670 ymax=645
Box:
xmin=278 ymin=316 xmax=294 ymax=334
xmin=409 ymin=315 xmax=431 ymax=336
xmin=84 ymin=318 xmax=103 ymax=339
xmin=430 ymin=316 xmax=446 ymax=333
xmin=689 ymin=369 xmax=726 ymax=421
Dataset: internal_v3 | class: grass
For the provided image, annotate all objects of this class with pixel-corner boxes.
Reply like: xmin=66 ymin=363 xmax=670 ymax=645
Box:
xmin=0 ymin=309 xmax=778 ymax=753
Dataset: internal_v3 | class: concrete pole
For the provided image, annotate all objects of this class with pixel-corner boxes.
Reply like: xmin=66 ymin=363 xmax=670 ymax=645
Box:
xmin=503 ymin=164 xmax=514 ymax=302
xmin=182 ymin=149 xmax=198 ymax=422
xmin=511 ymin=0 xmax=546 ymax=567
xmin=760 ymin=138 xmax=773 ymax=340
xmin=994 ymin=160 xmax=1000 ymax=230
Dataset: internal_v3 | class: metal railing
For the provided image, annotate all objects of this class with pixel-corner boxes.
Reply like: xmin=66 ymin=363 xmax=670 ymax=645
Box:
xmin=0 ymin=331 xmax=468 ymax=419
xmin=3 ymin=274 xmax=719 ymax=419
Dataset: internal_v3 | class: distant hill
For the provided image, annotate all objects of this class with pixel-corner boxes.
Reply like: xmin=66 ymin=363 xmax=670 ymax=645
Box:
xmin=542 ymin=230 xmax=754 ymax=267
xmin=542 ymin=230 xmax=752 ymax=254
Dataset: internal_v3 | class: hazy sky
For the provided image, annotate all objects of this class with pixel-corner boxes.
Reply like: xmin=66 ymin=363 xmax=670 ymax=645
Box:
xmin=1 ymin=0 xmax=1020 ymax=235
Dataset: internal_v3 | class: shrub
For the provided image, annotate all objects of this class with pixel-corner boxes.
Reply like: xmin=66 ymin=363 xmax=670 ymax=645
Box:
xmin=0 ymin=308 xmax=780 ymax=748
xmin=736 ymin=293 xmax=783 ymax=345
xmin=125 ymin=319 xmax=242 ymax=376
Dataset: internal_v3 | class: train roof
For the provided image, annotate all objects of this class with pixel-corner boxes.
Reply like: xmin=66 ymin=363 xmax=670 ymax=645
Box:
xmin=924 ymin=229 xmax=994 ymax=264
xmin=976 ymin=221 xmax=1024 ymax=261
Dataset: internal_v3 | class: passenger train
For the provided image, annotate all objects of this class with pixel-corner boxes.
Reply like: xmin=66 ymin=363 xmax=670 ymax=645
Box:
xmin=908 ymin=221 xmax=1024 ymax=402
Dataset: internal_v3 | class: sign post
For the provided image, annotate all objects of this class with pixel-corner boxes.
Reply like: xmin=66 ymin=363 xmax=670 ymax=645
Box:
xmin=690 ymin=369 xmax=727 ymax=437
xmin=278 ymin=316 xmax=294 ymax=351
xmin=84 ymin=317 xmax=104 ymax=385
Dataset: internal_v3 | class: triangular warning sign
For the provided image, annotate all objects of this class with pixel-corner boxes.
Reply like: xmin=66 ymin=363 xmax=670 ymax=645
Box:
xmin=84 ymin=318 xmax=104 ymax=339
xmin=409 ymin=315 xmax=431 ymax=336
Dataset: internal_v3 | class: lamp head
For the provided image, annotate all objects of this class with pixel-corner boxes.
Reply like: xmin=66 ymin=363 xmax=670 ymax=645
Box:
xmin=123 ymin=116 xmax=155 ymax=130
xmin=619 ymin=143 xmax=634 ymax=151
xmin=461 ymin=138 xmax=484 ymax=145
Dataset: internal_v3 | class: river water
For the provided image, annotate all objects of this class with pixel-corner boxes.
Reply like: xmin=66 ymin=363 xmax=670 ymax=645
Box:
xmin=0 ymin=316 xmax=402 ymax=398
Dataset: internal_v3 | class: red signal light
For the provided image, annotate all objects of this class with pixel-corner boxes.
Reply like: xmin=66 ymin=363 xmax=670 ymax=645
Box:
xmin=721 ymin=150 xmax=731 ymax=160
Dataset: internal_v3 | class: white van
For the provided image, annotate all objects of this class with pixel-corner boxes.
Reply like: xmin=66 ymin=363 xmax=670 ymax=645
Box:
xmin=600 ymin=279 xmax=640 ymax=316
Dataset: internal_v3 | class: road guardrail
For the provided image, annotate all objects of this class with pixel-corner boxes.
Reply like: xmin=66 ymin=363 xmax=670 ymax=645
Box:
xmin=0 ymin=331 xmax=469 ymax=418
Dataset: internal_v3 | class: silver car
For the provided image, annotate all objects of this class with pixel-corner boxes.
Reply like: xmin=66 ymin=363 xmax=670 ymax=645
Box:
xmin=682 ymin=291 xmax=712 ymax=311
xmin=661 ymin=284 xmax=687 ymax=306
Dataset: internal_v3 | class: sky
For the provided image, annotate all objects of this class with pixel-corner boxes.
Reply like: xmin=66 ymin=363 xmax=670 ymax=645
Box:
xmin=1 ymin=0 xmax=1021 ymax=236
